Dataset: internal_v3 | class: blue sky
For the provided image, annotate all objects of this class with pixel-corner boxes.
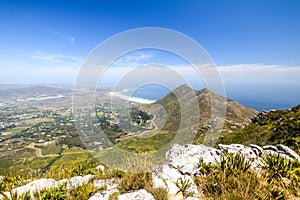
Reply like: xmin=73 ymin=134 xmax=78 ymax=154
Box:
xmin=0 ymin=0 xmax=300 ymax=110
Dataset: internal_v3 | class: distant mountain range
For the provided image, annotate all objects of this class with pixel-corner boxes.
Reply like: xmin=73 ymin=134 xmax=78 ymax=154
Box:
xmin=0 ymin=85 xmax=72 ymax=98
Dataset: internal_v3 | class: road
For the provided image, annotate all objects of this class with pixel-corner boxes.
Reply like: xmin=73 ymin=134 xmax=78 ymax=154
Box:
xmin=26 ymin=143 xmax=58 ymax=158
xmin=128 ymin=115 xmax=159 ymax=139
xmin=26 ymin=143 xmax=87 ymax=158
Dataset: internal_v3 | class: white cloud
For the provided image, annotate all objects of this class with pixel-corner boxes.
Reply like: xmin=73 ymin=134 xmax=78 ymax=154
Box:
xmin=97 ymin=63 xmax=300 ymax=90
xmin=30 ymin=51 xmax=83 ymax=67
xmin=98 ymin=64 xmax=207 ymax=88
xmin=0 ymin=65 xmax=79 ymax=84
xmin=1 ymin=47 xmax=299 ymax=89
xmin=0 ymin=50 xmax=83 ymax=84
xmin=112 ymin=52 xmax=153 ymax=67
xmin=218 ymin=64 xmax=300 ymax=85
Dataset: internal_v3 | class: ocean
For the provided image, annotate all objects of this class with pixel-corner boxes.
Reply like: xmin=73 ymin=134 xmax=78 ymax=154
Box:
xmin=121 ymin=84 xmax=172 ymax=102
xmin=119 ymin=84 xmax=299 ymax=112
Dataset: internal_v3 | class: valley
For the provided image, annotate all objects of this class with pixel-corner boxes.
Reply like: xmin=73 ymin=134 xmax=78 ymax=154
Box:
xmin=0 ymin=84 xmax=260 ymax=177
xmin=0 ymin=84 xmax=299 ymax=200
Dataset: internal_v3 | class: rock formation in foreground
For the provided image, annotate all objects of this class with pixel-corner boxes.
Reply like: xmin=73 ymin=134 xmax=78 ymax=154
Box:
xmin=1 ymin=143 xmax=299 ymax=200
xmin=152 ymin=143 xmax=300 ymax=200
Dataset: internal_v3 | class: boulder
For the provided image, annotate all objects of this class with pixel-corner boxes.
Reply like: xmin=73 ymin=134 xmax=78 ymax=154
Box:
xmin=1 ymin=175 xmax=94 ymax=198
xmin=166 ymin=144 xmax=220 ymax=175
xmin=276 ymin=144 xmax=300 ymax=162
xmin=118 ymin=189 xmax=155 ymax=200
xmin=66 ymin=174 xmax=94 ymax=190
xmin=14 ymin=178 xmax=59 ymax=195
xmin=250 ymin=144 xmax=263 ymax=156
xmin=95 ymin=164 xmax=105 ymax=172
xmin=218 ymin=144 xmax=257 ymax=159
xmin=1 ymin=178 xmax=63 ymax=199
xmin=89 ymin=178 xmax=119 ymax=200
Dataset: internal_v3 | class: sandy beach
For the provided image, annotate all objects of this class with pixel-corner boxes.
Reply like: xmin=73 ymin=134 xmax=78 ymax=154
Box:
xmin=108 ymin=91 xmax=155 ymax=104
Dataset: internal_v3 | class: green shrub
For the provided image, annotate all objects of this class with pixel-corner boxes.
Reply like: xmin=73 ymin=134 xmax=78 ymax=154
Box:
xmin=118 ymin=172 xmax=152 ymax=193
xmin=217 ymin=105 xmax=300 ymax=155
xmin=22 ymin=192 xmax=31 ymax=200
xmin=146 ymin=187 xmax=168 ymax=200
xmin=197 ymin=158 xmax=215 ymax=174
xmin=0 ymin=175 xmax=24 ymax=193
xmin=216 ymin=150 xmax=252 ymax=175
xmin=71 ymin=162 xmax=98 ymax=177
xmin=41 ymin=186 xmax=66 ymax=200
xmin=195 ymin=152 xmax=300 ymax=199
xmin=174 ymin=177 xmax=192 ymax=198
xmin=262 ymin=155 xmax=300 ymax=197
xmin=108 ymin=192 xmax=119 ymax=200
xmin=195 ymin=152 xmax=278 ymax=199
xmin=95 ymin=168 xmax=124 ymax=180
xmin=68 ymin=183 xmax=97 ymax=200
xmin=262 ymin=154 xmax=300 ymax=181
xmin=0 ymin=175 xmax=24 ymax=200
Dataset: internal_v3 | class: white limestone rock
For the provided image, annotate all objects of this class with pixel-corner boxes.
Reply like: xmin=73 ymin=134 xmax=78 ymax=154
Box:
xmin=66 ymin=174 xmax=94 ymax=190
xmin=1 ymin=175 xmax=94 ymax=199
xmin=95 ymin=164 xmax=105 ymax=172
xmin=118 ymin=189 xmax=155 ymax=200
xmin=166 ymin=144 xmax=220 ymax=176
xmin=218 ymin=144 xmax=257 ymax=159
xmin=89 ymin=178 xmax=119 ymax=200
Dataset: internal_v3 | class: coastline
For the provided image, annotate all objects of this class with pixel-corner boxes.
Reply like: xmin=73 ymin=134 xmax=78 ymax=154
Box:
xmin=108 ymin=91 xmax=155 ymax=104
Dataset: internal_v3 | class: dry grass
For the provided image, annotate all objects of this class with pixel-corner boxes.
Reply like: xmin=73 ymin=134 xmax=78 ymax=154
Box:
xmin=194 ymin=152 xmax=300 ymax=200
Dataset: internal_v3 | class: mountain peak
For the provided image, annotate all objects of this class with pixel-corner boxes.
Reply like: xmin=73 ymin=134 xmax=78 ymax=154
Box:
xmin=144 ymin=84 xmax=258 ymax=145
xmin=172 ymin=84 xmax=193 ymax=92
xmin=199 ymin=88 xmax=211 ymax=93
xmin=173 ymin=85 xmax=216 ymax=96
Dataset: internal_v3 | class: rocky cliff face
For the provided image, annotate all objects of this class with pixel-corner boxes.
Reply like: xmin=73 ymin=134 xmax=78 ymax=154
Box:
xmin=1 ymin=143 xmax=299 ymax=200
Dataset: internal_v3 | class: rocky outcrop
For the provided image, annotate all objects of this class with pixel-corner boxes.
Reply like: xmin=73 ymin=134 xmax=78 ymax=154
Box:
xmin=95 ymin=164 xmax=105 ymax=172
xmin=152 ymin=143 xmax=300 ymax=199
xmin=1 ymin=175 xmax=94 ymax=199
xmin=66 ymin=174 xmax=94 ymax=190
xmin=2 ymin=143 xmax=299 ymax=200
xmin=89 ymin=178 xmax=119 ymax=200
xmin=118 ymin=189 xmax=155 ymax=200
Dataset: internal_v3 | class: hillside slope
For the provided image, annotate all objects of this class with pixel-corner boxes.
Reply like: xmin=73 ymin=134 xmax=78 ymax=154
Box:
xmin=218 ymin=104 xmax=300 ymax=153
xmin=142 ymin=84 xmax=258 ymax=145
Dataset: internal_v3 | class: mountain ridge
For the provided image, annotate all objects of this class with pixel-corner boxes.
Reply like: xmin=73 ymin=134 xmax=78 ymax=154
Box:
xmin=142 ymin=84 xmax=258 ymax=145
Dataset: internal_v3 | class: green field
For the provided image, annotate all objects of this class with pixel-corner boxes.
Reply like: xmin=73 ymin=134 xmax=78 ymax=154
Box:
xmin=0 ymin=126 xmax=30 ymax=139
xmin=40 ymin=144 xmax=63 ymax=155
xmin=0 ymin=148 xmax=53 ymax=176
xmin=0 ymin=144 xmax=93 ymax=179
xmin=117 ymin=131 xmax=175 ymax=153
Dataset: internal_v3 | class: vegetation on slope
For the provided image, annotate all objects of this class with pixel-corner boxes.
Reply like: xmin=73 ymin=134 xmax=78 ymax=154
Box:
xmin=195 ymin=151 xmax=300 ymax=199
xmin=0 ymin=153 xmax=168 ymax=200
xmin=218 ymin=104 xmax=300 ymax=153
xmin=141 ymin=85 xmax=258 ymax=146
xmin=2 ymin=151 xmax=300 ymax=200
